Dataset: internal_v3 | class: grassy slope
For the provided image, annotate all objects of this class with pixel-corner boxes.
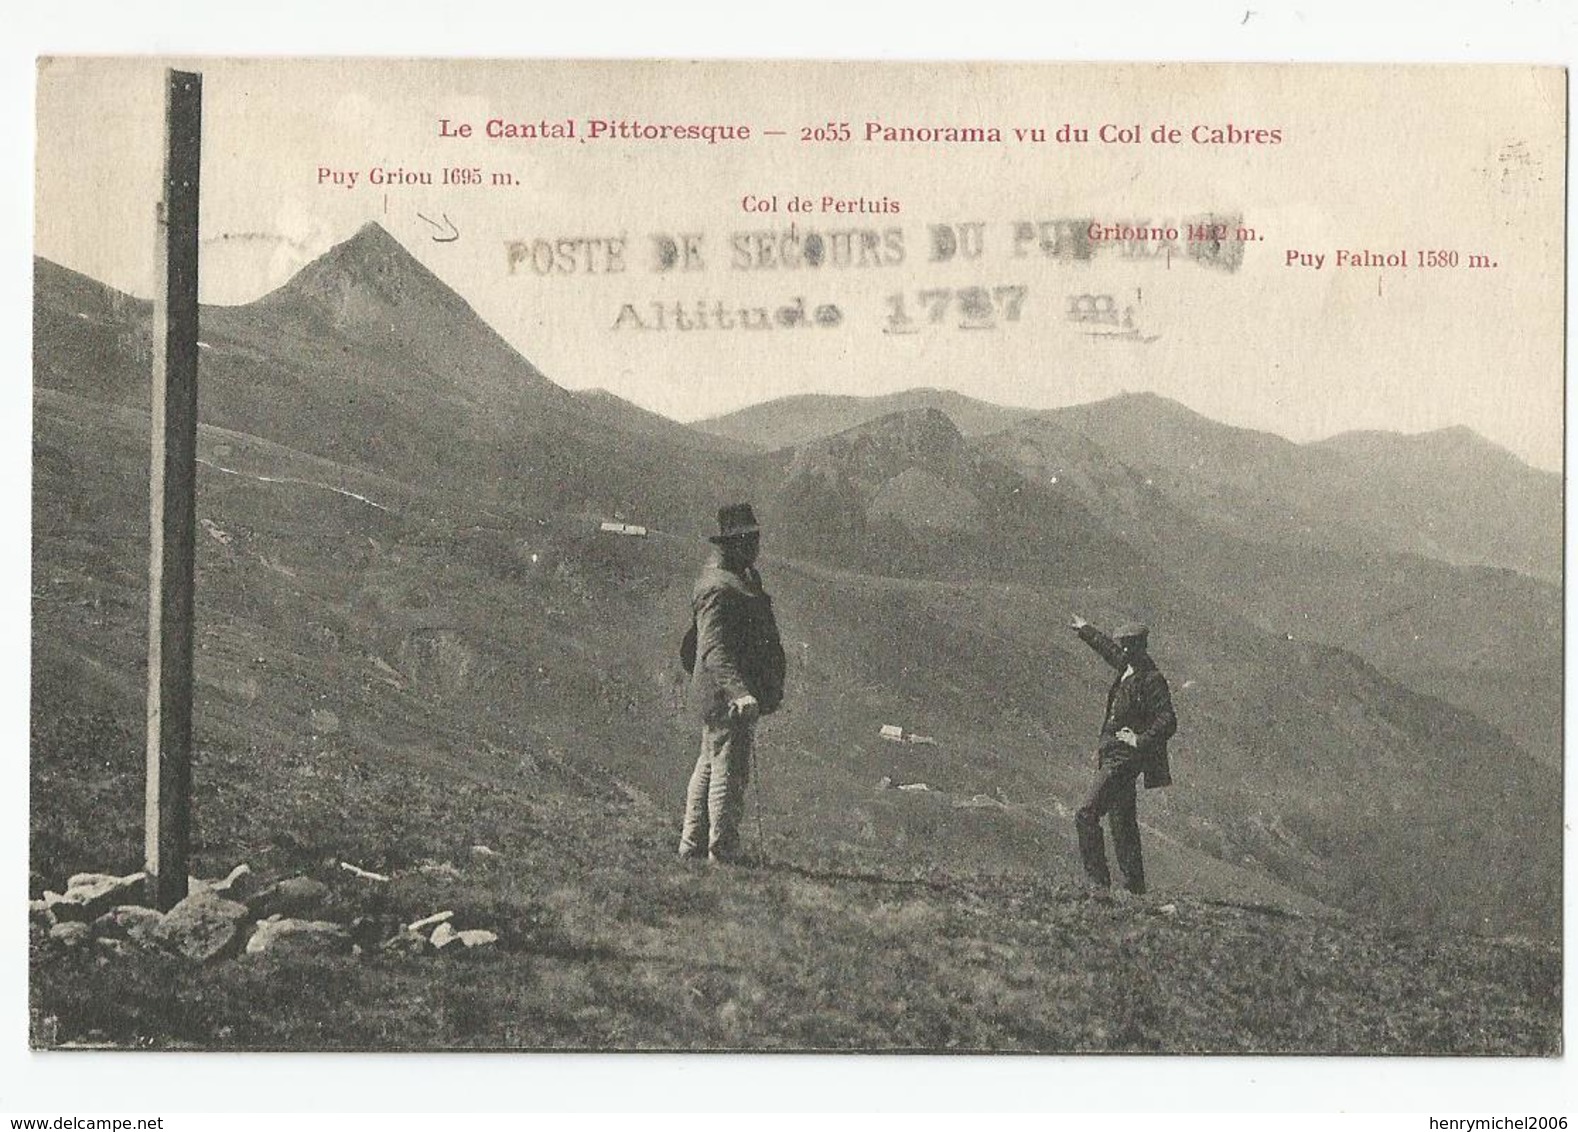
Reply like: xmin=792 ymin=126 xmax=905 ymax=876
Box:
xmin=30 ymin=398 xmax=1562 ymax=1052
xmin=31 ymin=774 xmax=1561 ymax=1053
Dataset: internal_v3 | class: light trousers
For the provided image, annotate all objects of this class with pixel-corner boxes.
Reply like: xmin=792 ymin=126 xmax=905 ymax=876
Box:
xmin=679 ymin=719 xmax=755 ymax=860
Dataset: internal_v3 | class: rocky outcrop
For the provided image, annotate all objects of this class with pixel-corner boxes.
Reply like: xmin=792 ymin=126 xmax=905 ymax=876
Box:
xmin=43 ymin=872 xmax=147 ymax=922
xmin=92 ymin=905 xmax=164 ymax=944
xmin=32 ymin=862 xmax=504 ymax=967
xmin=152 ymin=890 xmax=250 ymax=962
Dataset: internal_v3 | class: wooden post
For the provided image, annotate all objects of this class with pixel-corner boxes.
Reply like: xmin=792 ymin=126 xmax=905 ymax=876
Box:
xmin=145 ymin=69 xmax=202 ymax=910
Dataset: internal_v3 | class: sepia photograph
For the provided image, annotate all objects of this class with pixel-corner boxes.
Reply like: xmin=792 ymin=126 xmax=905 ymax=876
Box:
xmin=26 ymin=54 xmax=1564 ymax=1063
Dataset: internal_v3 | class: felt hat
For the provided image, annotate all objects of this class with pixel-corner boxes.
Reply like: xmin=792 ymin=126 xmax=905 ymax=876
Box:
xmin=709 ymin=503 xmax=761 ymax=543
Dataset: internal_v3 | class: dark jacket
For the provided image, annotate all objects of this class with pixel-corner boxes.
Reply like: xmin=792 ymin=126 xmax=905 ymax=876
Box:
xmin=688 ymin=559 xmax=786 ymax=724
xmin=1078 ymin=625 xmax=1177 ymax=788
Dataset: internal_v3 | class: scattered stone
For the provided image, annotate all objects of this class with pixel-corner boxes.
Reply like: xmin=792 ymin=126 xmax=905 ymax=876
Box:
xmin=67 ymin=872 xmax=119 ymax=890
xmin=68 ymin=872 xmax=147 ymax=917
xmin=877 ymin=776 xmax=893 ymax=790
xmin=153 ymin=890 xmax=250 ymax=962
xmin=248 ymin=876 xmax=331 ymax=919
xmin=43 ymin=891 xmax=90 ymax=924
xmin=339 ymin=861 xmax=390 ymax=882
xmin=1158 ymin=903 xmax=1178 ymax=916
xmin=209 ymin=864 xmax=258 ymax=901
xmin=245 ymin=918 xmax=352 ymax=957
xmin=38 ymin=855 xmax=503 ymax=967
xmin=49 ymin=922 xmax=92 ymax=948
xmin=46 ymin=872 xmax=147 ymax=922
xmin=93 ymin=905 xmax=164 ymax=941
xmin=406 ymin=910 xmax=455 ymax=934
xmin=125 ymin=914 xmax=166 ymax=950
xmin=95 ymin=937 xmax=132 ymax=958
xmin=380 ymin=929 xmax=430 ymax=956
xmin=417 ymin=862 xmax=463 ymax=882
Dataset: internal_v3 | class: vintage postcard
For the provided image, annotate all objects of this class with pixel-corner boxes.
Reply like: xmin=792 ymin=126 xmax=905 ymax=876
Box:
xmin=29 ymin=58 xmax=1563 ymax=1056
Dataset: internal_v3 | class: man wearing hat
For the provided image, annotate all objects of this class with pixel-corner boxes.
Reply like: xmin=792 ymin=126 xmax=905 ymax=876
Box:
xmin=1069 ymin=615 xmax=1177 ymax=895
xmin=679 ymin=503 xmax=787 ymax=864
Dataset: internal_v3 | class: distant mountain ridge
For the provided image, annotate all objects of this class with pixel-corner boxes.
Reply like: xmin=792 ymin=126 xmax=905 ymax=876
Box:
xmin=696 ymin=388 xmax=1036 ymax=450
xmin=699 ymin=388 xmax=1560 ymax=583
xmin=766 ymin=407 xmax=1146 ymax=590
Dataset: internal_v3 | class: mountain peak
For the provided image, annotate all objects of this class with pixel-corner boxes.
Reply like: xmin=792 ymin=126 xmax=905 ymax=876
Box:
xmin=1100 ymin=390 xmax=1208 ymax=421
xmin=784 ymin=406 xmax=975 ymax=491
xmin=1051 ymin=390 xmax=1245 ymax=444
xmin=333 ymin=220 xmax=412 ymax=263
xmin=257 ymin=221 xmax=467 ymax=317
xmin=1421 ymin=424 xmax=1499 ymax=450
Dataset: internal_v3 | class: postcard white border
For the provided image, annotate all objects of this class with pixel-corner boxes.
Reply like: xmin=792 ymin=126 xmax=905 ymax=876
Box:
xmin=4 ymin=0 xmax=1573 ymax=1117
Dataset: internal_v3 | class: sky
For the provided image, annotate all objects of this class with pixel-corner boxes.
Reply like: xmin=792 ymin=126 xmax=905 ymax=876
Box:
xmin=33 ymin=58 xmax=1565 ymax=469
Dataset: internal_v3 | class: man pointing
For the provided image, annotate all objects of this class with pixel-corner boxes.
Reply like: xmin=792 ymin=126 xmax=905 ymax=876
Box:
xmin=1070 ymin=616 xmax=1177 ymax=895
